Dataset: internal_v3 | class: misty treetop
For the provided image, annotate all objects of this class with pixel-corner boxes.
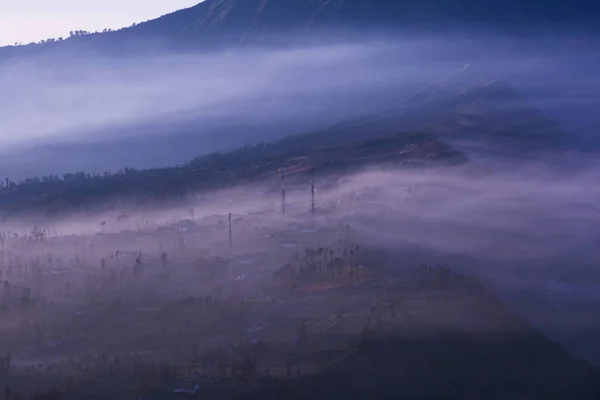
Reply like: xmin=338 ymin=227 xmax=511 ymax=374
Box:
xmin=0 ymin=129 xmax=464 ymax=217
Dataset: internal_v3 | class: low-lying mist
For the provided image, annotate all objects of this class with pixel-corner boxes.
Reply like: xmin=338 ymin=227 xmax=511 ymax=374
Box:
xmin=326 ymin=159 xmax=600 ymax=363
xmin=1 ymin=149 xmax=600 ymax=367
xmin=12 ymin=153 xmax=600 ymax=288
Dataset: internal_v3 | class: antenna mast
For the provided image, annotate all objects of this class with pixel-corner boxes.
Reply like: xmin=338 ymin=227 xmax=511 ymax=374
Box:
xmin=310 ymin=165 xmax=316 ymax=213
xmin=281 ymin=170 xmax=286 ymax=216
xmin=228 ymin=213 xmax=232 ymax=257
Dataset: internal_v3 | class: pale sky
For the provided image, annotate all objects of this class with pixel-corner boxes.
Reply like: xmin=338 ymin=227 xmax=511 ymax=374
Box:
xmin=0 ymin=1 xmax=201 ymax=46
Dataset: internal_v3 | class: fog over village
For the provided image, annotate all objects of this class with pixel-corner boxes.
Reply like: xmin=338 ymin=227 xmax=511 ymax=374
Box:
xmin=0 ymin=1 xmax=599 ymax=399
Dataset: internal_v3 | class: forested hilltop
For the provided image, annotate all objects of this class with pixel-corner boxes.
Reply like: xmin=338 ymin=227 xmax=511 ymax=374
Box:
xmin=0 ymin=129 xmax=465 ymax=217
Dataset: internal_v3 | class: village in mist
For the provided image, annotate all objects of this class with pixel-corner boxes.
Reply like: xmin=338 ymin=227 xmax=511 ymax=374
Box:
xmin=0 ymin=0 xmax=600 ymax=399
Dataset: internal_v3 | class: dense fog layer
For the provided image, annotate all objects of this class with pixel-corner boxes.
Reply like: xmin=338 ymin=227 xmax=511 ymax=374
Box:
xmin=327 ymin=160 xmax=600 ymax=364
xmin=0 ymin=32 xmax=598 ymax=178
xmin=2 ymin=151 xmax=599 ymax=366
xmin=5 ymin=152 xmax=598 ymax=293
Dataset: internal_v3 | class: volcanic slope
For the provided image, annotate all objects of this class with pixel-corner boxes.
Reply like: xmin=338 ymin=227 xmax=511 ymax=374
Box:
xmin=1 ymin=0 xmax=599 ymax=59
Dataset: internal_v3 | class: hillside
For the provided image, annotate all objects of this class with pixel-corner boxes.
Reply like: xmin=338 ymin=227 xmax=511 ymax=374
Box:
xmin=3 ymin=71 xmax=573 ymax=178
xmin=238 ymin=261 xmax=600 ymax=400
xmin=0 ymin=73 xmax=575 ymax=217
xmin=0 ymin=129 xmax=465 ymax=217
xmin=302 ymin=75 xmax=576 ymax=157
xmin=242 ymin=328 xmax=600 ymax=400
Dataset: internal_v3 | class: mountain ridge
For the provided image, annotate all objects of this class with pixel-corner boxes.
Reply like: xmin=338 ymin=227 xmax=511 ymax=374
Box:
xmin=131 ymin=0 xmax=600 ymax=35
xmin=313 ymin=69 xmax=575 ymax=157
xmin=1 ymin=0 xmax=599 ymax=59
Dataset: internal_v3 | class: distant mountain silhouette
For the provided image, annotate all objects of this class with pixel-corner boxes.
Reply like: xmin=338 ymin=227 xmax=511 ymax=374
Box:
xmin=136 ymin=0 xmax=600 ymax=34
xmin=1 ymin=0 xmax=598 ymax=57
